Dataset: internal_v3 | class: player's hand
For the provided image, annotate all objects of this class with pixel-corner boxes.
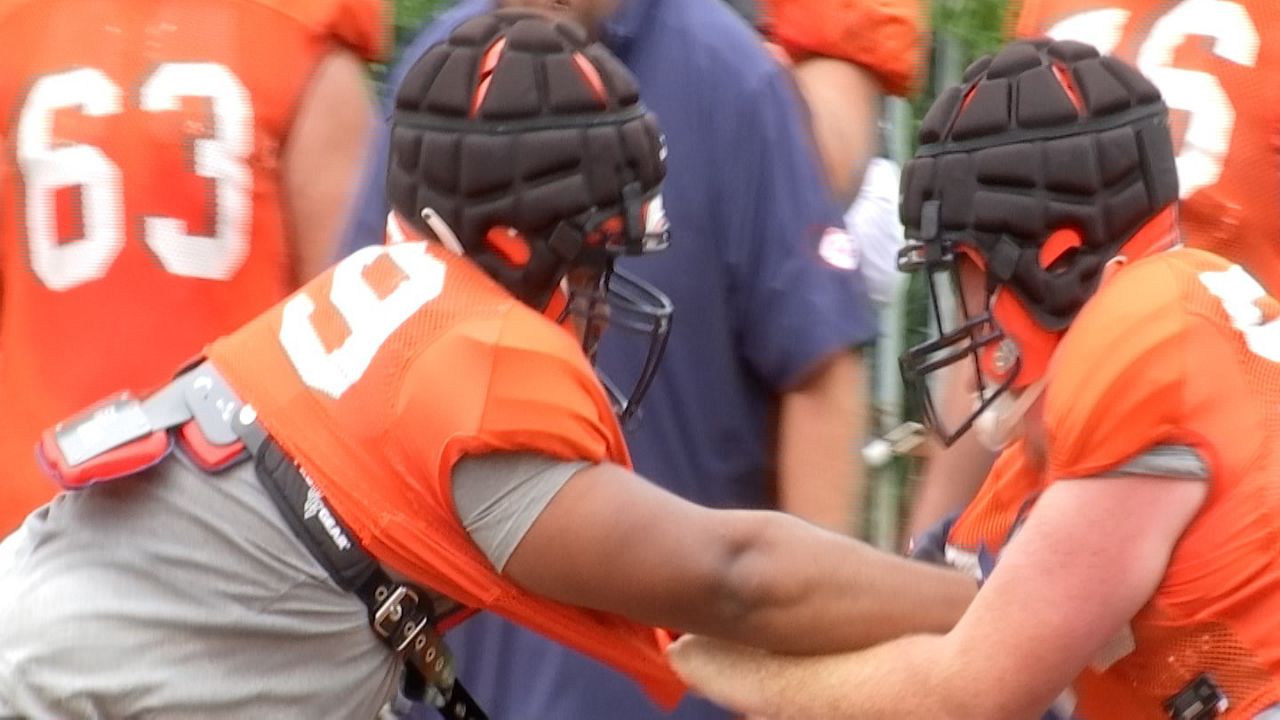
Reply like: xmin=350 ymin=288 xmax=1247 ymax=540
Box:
xmin=906 ymin=510 xmax=959 ymax=564
xmin=667 ymin=635 xmax=788 ymax=718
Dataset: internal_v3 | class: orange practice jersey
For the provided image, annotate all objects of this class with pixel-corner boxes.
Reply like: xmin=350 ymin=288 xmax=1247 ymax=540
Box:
xmin=206 ymin=240 xmax=686 ymax=709
xmin=1015 ymin=0 xmax=1280 ymax=297
xmin=0 ymin=0 xmax=385 ymax=534
xmin=759 ymin=0 xmax=925 ymax=96
xmin=949 ymin=248 xmax=1280 ymax=717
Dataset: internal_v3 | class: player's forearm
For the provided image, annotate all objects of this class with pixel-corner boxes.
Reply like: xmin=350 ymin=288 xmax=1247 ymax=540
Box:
xmin=669 ymin=633 xmax=965 ymax=720
xmin=776 ymin=350 xmax=865 ymax=535
xmin=711 ymin=512 xmax=975 ymax=654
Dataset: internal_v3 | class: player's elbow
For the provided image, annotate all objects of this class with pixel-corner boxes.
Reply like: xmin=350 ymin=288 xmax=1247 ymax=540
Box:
xmin=696 ymin=513 xmax=808 ymax=637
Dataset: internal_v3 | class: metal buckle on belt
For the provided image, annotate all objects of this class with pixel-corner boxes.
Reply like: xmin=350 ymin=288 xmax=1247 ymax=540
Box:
xmin=247 ymin=388 xmax=486 ymax=718
xmin=374 ymin=586 xmax=429 ymax=651
xmin=372 ymin=583 xmax=462 ymax=702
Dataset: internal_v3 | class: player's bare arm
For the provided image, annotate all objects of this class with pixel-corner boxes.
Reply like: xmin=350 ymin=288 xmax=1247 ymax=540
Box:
xmin=776 ymin=349 xmax=866 ymax=534
xmin=281 ymin=46 xmax=374 ymax=285
xmin=791 ymin=57 xmax=882 ymax=207
xmin=505 ymin=460 xmax=976 ymax=654
xmin=669 ymin=474 xmax=1206 ymax=719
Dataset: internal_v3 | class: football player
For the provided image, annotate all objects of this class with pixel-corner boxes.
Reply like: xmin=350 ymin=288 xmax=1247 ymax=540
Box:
xmin=909 ymin=0 xmax=1279 ymax=547
xmin=0 ymin=0 xmax=383 ymax=535
xmin=0 ymin=13 xmax=975 ymax=718
xmin=669 ymin=40 xmax=1280 ymax=719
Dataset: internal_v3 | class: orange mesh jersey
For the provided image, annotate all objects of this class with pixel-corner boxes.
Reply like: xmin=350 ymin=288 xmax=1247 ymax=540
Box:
xmin=0 ymin=0 xmax=386 ymax=534
xmin=206 ymin=240 xmax=686 ymax=708
xmin=949 ymin=248 xmax=1280 ymax=717
xmin=759 ymin=0 xmax=926 ymax=96
xmin=1015 ymin=0 xmax=1280 ymax=298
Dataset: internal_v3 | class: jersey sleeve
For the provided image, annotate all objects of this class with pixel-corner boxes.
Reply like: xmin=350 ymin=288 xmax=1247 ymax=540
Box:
xmin=278 ymin=0 xmax=388 ymax=62
xmin=1044 ymin=259 xmax=1232 ymax=482
xmin=451 ymin=452 xmax=589 ymax=571
xmin=759 ymin=0 xmax=926 ymax=96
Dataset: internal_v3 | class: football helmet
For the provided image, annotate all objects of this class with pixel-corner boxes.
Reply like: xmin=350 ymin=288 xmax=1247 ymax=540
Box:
xmin=387 ymin=10 xmax=671 ymax=422
xmin=898 ymin=39 xmax=1179 ymax=445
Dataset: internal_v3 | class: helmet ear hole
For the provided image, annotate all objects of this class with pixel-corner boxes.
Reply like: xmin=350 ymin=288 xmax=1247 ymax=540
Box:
xmin=1039 ymin=228 xmax=1084 ymax=271
xmin=484 ymin=226 xmax=532 ymax=267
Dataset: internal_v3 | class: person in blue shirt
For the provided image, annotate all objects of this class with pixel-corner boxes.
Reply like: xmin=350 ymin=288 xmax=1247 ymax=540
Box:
xmin=343 ymin=1 xmax=880 ymax=716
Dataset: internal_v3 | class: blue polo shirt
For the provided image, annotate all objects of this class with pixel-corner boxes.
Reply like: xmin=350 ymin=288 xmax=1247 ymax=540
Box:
xmin=344 ymin=1 xmax=878 ymax=717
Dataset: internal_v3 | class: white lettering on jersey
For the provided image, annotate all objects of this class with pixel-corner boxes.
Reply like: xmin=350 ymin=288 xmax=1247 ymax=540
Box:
xmin=279 ymin=244 xmax=446 ymax=399
xmin=1200 ymin=264 xmax=1280 ymax=361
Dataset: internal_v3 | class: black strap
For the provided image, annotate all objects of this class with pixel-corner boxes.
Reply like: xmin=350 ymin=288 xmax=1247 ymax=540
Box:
xmin=250 ymin=435 xmax=487 ymax=720
xmin=355 ymin=574 xmax=488 ymax=720
xmin=173 ymin=363 xmax=488 ymax=720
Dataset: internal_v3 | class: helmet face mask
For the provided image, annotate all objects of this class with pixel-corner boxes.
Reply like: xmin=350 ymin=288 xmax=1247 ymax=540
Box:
xmin=564 ymin=265 xmax=671 ymax=424
xmin=899 ymin=237 xmax=1021 ymax=446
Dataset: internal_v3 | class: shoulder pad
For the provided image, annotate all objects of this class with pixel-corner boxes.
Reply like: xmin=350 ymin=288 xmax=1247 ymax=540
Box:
xmin=38 ymin=394 xmax=173 ymax=490
xmin=761 ymin=0 xmax=925 ymax=96
xmin=1045 ymin=254 xmax=1197 ymax=479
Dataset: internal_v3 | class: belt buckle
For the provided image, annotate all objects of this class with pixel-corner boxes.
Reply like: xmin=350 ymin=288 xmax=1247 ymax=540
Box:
xmin=373 ymin=585 xmax=431 ymax=652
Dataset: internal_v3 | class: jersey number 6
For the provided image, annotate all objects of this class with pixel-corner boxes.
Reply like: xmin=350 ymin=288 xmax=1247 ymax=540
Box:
xmin=1045 ymin=0 xmax=1260 ymax=199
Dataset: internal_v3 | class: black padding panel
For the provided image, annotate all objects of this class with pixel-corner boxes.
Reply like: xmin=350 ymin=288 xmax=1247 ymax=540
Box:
xmin=899 ymin=157 xmax=935 ymax=229
xmin=952 ymin=79 xmax=1012 ymax=140
xmin=937 ymin=154 xmax=978 ymax=227
xmin=1072 ymin=58 xmax=1132 ymax=115
xmin=1046 ymin=39 xmax=1099 ymax=63
xmin=1102 ymin=56 xmax=1161 ymax=103
xmin=425 ymin=49 xmax=480 ymax=116
xmin=504 ymin=15 xmax=571 ymax=52
xmin=1044 ymin=135 xmax=1100 ymax=194
xmin=963 ymin=55 xmax=993 ymax=83
xmin=544 ymin=54 xmax=607 ymax=113
xmin=1016 ymin=65 xmax=1080 ymax=128
xmin=451 ymin=14 xmax=501 ymax=45
xmin=975 ymin=143 xmax=1039 ymax=189
xmin=919 ymin=85 xmax=963 ymax=145
xmin=475 ymin=52 xmax=541 ymax=119
xmin=986 ymin=41 xmax=1043 ymax=79
xmin=1098 ymin=126 xmax=1140 ymax=185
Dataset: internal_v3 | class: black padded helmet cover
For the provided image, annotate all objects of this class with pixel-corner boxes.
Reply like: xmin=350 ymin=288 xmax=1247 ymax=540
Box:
xmin=387 ymin=9 xmax=667 ymax=310
xmin=901 ymin=39 xmax=1179 ymax=331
